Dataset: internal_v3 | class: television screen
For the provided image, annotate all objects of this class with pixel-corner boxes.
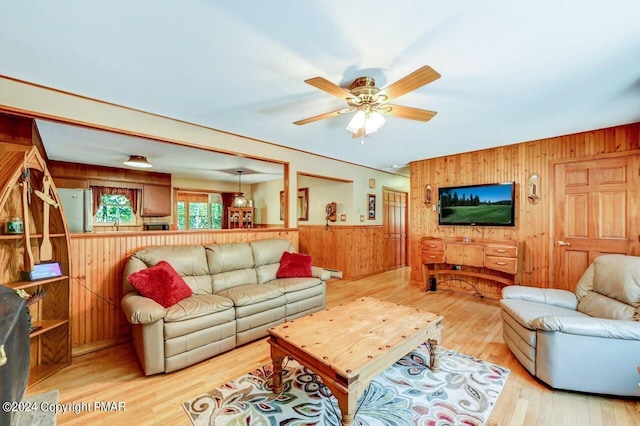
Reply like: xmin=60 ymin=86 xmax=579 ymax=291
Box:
xmin=438 ymin=182 xmax=515 ymax=226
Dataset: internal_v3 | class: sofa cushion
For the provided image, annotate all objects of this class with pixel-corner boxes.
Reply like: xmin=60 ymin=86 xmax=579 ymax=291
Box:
xmin=251 ymin=239 xmax=294 ymax=267
xmin=217 ymin=284 xmax=284 ymax=307
xmin=268 ymin=277 xmax=322 ymax=293
xmin=130 ymin=245 xmax=212 ymax=294
xmin=499 ymin=298 xmax=587 ymax=330
xmin=164 ymin=294 xmax=234 ymax=322
xmin=205 ymin=242 xmax=255 ymax=274
xmin=211 ymin=269 xmax=258 ymax=293
xmin=132 ymin=245 xmax=209 ymax=276
xmin=277 ymin=252 xmax=313 ymax=278
xmin=128 ymin=261 xmax=193 ymax=308
xmin=591 ymin=254 xmax=640 ymax=307
xmin=577 ymin=292 xmax=637 ymax=321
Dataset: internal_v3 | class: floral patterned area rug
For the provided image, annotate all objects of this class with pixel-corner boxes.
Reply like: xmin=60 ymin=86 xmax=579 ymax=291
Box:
xmin=183 ymin=343 xmax=509 ymax=426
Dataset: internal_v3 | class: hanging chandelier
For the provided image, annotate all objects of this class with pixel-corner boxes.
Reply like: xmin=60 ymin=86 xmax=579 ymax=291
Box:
xmin=231 ymin=170 xmax=248 ymax=208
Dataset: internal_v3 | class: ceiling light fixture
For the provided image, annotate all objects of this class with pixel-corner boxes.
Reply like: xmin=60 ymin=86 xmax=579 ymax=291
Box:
xmin=123 ymin=155 xmax=153 ymax=168
xmin=231 ymin=170 xmax=248 ymax=208
xmin=346 ymin=107 xmax=386 ymax=141
xmin=344 ymin=79 xmax=388 ymax=140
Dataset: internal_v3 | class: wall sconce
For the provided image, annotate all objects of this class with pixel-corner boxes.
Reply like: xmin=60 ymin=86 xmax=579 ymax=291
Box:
xmin=424 ymin=184 xmax=433 ymax=206
xmin=528 ymin=173 xmax=541 ymax=204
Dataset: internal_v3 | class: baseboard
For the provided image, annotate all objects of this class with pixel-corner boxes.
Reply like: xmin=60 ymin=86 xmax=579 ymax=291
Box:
xmin=322 ymin=268 xmax=343 ymax=279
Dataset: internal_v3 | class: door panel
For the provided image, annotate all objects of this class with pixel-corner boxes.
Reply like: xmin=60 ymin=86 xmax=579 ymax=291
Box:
xmin=554 ymin=156 xmax=636 ymax=291
xmin=383 ymin=188 xmax=407 ymax=270
xmin=565 ymin=193 xmax=588 ymax=237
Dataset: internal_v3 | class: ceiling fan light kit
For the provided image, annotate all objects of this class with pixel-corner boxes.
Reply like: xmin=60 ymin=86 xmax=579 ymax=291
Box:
xmin=295 ymin=65 xmax=440 ymax=139
xmin=123 ymin=155 xmax=153 ymax=168
xmin=346 ymin=108 xmax=385 ymax=135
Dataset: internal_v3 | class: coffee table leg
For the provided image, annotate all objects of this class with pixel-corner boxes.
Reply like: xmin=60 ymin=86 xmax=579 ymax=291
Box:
xmin=271 ymin=345 xmax=286 ymax=394
xmin=428 ymin=338 xmax=440 ymax=372
xmin=323 ymin=383 xmax=359 ymax=426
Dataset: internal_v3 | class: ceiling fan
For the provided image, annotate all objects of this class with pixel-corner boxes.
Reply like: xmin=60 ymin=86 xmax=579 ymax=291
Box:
xmin=294 ymin=66 xmax=440 ymax=138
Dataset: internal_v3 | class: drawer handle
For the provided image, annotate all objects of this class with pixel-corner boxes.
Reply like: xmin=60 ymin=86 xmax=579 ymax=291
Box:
xmin=427 ymin=244 xmax=437 ymax=248
xmin=428 ymin=255 xmax=437 ymax=259
xmin=495 ymin=262 xmax=508 ymax=266
xmin=495 ymin=249 xmax=507 ymax=253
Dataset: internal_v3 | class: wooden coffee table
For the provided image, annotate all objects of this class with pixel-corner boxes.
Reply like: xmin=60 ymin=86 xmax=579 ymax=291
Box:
xmin=268 ymin=297 xmax=443 ymax=426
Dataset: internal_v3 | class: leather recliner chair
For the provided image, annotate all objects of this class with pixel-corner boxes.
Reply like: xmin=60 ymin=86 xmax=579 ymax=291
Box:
xmin=500 ymin=254 xmax=640 ymax=397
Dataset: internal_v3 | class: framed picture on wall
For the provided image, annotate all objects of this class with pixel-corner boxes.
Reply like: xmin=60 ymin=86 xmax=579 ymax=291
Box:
xmin=368 ymin=194 xmax=376 ymax=220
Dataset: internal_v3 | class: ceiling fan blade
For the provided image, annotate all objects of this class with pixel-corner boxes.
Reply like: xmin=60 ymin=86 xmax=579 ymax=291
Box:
xmin=382 ymin=104 xmax=437 ymax=122
xmin=305 ymin=77 xmax=354 ymax=100
xmin=294 ymin=109 xmax=345 ymax=125
xmin=379 ymin=66 xmax=441 ymax=100
xmin=351 ymin=127 xmax=364 ymax=139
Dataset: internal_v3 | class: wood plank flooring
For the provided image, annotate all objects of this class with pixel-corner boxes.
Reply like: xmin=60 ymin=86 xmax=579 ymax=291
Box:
xmin=26 ymin=267 xmax=640 ymax=425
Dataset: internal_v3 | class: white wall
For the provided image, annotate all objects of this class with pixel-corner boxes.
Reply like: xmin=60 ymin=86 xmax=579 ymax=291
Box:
xmin=251 ymin=178 xmax=284 ymax=225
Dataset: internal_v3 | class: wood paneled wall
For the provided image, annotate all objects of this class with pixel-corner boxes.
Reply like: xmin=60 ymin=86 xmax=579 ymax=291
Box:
xmin=69 ymin=229 xmax=298 ymax=355
xmin=409 ymin=122 xmax=640 ymax=297
xmin=298 ymin=225 xmax=384 ymax=278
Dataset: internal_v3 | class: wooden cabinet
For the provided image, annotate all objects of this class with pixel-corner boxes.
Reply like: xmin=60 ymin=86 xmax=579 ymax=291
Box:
xmin=485 ymin=243 xmax=519 ymax=274
xmin=141 ymin=184 xmax=171 ymax=216
xmin=227 ymin=207 xmax=253 ymax=229
xmin=0 ymin=144 xmax=71 ymax=387
xmin=421 ymin=239 xmax=445 ymax=264
xmin=445 ymin=243 xmax=484 ymax=267
xmin=421 ymin=237 xmax=521 ymax=292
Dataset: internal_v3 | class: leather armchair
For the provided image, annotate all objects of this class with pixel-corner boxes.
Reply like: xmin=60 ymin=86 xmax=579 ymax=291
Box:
xmin=500 ymin=254 xmax=640 ymax=397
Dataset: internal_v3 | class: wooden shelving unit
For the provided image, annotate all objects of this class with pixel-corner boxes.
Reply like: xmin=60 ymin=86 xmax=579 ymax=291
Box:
xmin=0 ymin=143 xmax=72 ymax=387
xmin=227 ymin=207 xmax=254 ymax=229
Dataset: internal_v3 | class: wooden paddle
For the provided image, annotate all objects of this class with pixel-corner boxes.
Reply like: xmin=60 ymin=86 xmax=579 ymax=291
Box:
xmin=39 ymin=175 xmax=52 ymax=261
xmin=22 ymin=181 xmax=35 ymax=271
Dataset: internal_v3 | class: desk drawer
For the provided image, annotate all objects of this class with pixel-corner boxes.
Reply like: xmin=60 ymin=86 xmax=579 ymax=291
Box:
xmin=485 ymin=256 xmax=517 ymax=274
xmin=422 ymin=251 xmax=445 ymax=264
xmin=421 ymin=240 xmax=444 ymax=252
xmin=485 ymin=244 xmax=517 ymax=258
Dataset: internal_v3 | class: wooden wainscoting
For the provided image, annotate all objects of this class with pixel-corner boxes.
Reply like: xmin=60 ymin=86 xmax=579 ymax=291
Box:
xmin=298 ymin=225 xmax=384 ymax=279
xmin=69 ymin=229 xmax=298 ymax=355
xmin=409 ymin=121 xmax=640 ymax=297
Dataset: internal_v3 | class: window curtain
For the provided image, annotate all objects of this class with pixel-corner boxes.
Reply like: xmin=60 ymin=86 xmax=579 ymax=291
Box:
xmin=175 ymin=191 xmax=209 ymax=204
xmin=91 ymin=186 xmax=139 ymax=215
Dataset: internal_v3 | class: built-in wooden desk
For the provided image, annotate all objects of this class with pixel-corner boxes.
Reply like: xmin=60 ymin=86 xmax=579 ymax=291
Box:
xmin=421 ymin=237 xmax=521 ymax=292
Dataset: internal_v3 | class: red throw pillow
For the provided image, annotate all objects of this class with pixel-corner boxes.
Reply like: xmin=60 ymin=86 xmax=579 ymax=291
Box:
xmin=128 ymin=261 xmax=193 ymax=308
xmin=277 ymin=251 xmax=313 ymax=278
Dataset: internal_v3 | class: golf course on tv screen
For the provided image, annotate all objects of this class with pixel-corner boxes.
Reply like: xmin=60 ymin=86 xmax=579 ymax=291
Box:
xmin=439 ymin=183 xmax=515 ymax=226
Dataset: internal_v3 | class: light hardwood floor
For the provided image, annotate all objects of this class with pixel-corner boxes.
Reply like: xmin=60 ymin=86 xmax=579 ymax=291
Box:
xmin=27 ymin=267 xmax=640 ymax=425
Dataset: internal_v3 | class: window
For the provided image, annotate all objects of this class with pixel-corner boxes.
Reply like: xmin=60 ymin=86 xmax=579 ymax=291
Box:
xmin=95 ymin=194 xmax=135 ymax=224
xmin=176 ymin=191 xmax=222 ymax=230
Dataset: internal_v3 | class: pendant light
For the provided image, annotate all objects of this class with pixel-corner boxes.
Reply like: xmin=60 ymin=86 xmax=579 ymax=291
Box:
xmin=232 ymin=170 xmax=248 ymax=208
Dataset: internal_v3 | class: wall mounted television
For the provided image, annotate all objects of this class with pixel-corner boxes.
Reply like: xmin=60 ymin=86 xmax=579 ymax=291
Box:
xmin=438 ymin=182 xmax=515 ymax=226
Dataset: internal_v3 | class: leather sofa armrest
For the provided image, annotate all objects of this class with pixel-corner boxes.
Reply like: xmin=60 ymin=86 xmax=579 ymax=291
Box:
xmin=502 ymin=285 xmax=578 ymax=310
xmin=530 ymin=315 xmax=640 ymax=340
xmin=312 ymin=266 xmax=331 ymax=281
xmin=121 ymin=292 xmax=166 ymax=324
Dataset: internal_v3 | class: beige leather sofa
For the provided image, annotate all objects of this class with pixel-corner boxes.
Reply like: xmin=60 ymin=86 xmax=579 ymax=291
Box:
xmin=121 ymin=238 xmax=330 ymax=375
xmin=500 ymin=254 xmax=640 ymax=397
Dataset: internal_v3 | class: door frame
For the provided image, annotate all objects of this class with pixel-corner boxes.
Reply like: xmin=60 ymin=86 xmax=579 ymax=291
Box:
xmin=382 ymin=186 xmax=409 ymax=270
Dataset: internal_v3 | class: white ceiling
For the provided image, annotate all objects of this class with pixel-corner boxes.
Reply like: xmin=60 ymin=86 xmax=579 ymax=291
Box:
xmin=1 ymin=1 xmax=640 ymax=180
